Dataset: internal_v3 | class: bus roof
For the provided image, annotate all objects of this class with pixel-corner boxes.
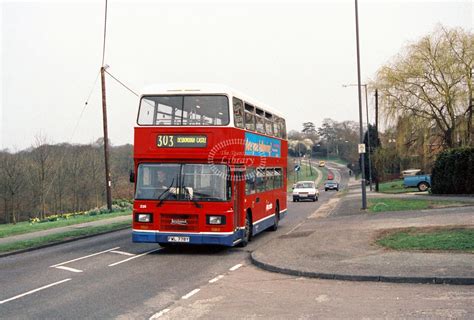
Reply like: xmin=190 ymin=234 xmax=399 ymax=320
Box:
xmin=140 ymin=83 xmax=285 ymax=118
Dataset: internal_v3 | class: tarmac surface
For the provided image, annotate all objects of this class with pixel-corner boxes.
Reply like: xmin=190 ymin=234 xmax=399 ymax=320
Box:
xmin=251 ymin=179 xmax=474 ymax=285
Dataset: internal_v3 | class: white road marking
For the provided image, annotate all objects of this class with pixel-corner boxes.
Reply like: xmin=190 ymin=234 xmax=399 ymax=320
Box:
xmin=50 ymin=247 xmax=120 ymax=268
xmin=108 ymin=248 xmax=161 ymax=267
xmin=0 ymin=278 xmax=71 ymax=305
xmin=209 ymin=275 xmax=224 ymax=283
xmin=285 ymin=222 xmax=303 ymax=235
xmin=149 ymin=308 xmax=170 ymax=319
xmin=181 ymin=289 xmax=200 ymax=300
xmin=55 ymin=266 xmax=83 ymax=273
xmin=229 ymin=264 xmax=242 ymax=271
xmin=110 ymin=250 xmax=136 ymax=256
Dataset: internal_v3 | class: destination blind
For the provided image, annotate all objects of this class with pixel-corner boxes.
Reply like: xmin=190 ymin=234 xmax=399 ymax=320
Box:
xmin=156 ymin=135 xmax=207 ymax=148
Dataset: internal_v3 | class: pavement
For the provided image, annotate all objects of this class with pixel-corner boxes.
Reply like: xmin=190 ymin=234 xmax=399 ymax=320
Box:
xmin=251 ymin=178 xmax=474 ymax=285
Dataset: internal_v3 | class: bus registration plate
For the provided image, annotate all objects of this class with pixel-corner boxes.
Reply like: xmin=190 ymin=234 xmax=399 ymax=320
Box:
xmin=168 ymin=236 xmax=190 ymax=243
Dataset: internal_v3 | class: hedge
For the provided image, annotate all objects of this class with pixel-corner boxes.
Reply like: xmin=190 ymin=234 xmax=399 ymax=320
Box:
xmin=431 ymin=147 xmax=474 ymax=194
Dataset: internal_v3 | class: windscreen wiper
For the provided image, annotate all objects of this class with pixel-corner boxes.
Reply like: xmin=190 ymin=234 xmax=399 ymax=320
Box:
xmin=179 ymin=173 xmax=202 ymax=208
xmin=156 ymin=178 xmax=175 ymax=207
xmin=181 ymin=185 xmax=202 ymax=208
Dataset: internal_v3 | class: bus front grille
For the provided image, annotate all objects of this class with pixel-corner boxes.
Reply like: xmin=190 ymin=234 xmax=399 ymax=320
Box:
xmin=160 ymin=214 xmax=199 ymax=232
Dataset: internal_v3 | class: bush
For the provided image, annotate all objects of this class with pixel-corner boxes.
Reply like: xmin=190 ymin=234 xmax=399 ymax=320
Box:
xmin=431 ymin=147 xmax=474 ymax=194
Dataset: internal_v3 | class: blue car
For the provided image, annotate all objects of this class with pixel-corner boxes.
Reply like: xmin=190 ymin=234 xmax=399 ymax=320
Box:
xmin=403 ymin=173 xmax=431 ymax=191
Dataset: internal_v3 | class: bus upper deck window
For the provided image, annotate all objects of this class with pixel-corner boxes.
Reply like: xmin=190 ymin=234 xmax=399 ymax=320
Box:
xmin=265 ymin=112 xmax=273 ymax=136
xmin=255 ymin=108 xmax=265 ymax=133
xmin=233 ymin=97 xmax=244 ymax=128
xmin=244 ymin=103 xmax=255 ymax=131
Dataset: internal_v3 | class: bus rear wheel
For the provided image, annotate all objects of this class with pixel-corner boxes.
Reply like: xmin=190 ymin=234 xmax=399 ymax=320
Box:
xmin=239 ymin=212 xmax=252 ymax=247
xmin=269 ymin=205 xmax=279 ymax=231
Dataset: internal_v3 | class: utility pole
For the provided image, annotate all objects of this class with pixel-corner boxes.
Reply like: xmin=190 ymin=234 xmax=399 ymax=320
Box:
xmin=101 ymin=66 xmax=112 ymax=211
xmin=364 ymin=85 xmax=373 ymax=191
xmin=469 ymin=67 xmax=473 ymax=146
xmin=101 ymin=0 xmax=112 ymax=211
xmin=354 ymin=0 xmax=367 ymax=210
xmin=375 ymin=88 xmax=379 ymax=192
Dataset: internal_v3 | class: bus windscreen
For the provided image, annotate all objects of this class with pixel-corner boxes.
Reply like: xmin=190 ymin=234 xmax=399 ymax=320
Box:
xmin=135 ymin=163 xmax=230 ymax=201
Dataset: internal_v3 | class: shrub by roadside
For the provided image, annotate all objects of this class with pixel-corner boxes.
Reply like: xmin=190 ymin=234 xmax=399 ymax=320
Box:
xmin=432 ymin=147 xmax=474 ymax=194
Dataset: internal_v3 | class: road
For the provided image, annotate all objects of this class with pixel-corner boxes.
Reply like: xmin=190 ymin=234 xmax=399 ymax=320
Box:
xmin=0 ymin=165 xmax=346 ymax=319
xmin=3 ymin=165 xmax=471 ymax=319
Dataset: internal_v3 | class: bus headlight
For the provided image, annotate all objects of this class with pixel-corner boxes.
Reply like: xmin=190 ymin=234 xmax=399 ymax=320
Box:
xmin=136 ymin=213 xmax=152 ymax=223
xmin=207 ymin=215 xmax=226 ymax=225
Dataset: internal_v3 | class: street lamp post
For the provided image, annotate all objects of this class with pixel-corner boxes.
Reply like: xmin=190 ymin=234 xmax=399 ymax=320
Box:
xmin=354 ymin=0 xmax=367 ymax=210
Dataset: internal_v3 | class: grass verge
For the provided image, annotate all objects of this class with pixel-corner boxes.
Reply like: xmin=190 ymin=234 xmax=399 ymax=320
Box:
xmin=0 ymin=221 xmax=131 ymax=254
xmin=368 ymin=198 xmax=471 ymax=212
xmin=378 ymin=179 xmax=417 ymax=194
xmin=376 ymin=227 xmax=474 ymax=252
xmin=0 ymin=210 xmax=132 ymax=238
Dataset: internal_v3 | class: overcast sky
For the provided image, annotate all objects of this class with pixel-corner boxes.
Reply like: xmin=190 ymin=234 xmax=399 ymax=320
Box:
xmin=1 ymin=0 xmax=473 ymax=150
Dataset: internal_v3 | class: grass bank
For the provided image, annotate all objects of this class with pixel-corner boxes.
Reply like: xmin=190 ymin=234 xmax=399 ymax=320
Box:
xmin=377 ymin=227 xmax=474 ymax=252
xmin=287 ymin=163 xmax=323 ymax=191
xmin=368 ymin=198 xmax=471 ymax=212
xmin=0 ymin=210 xmax=132 ymax=238
xmin=0 ymin=221 xmax=131 ymax=254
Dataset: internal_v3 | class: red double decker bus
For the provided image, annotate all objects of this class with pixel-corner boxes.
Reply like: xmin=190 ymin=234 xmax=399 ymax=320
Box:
xmin=131 ymin=84 xmax=287 ymax=247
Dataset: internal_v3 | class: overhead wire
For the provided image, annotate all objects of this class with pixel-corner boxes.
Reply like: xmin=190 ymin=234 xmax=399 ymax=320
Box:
xmin=104 ymin=69 xmax=139 ymax=97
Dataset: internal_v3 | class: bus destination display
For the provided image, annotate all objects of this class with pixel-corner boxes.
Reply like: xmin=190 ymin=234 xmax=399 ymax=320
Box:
xmin=156 ymin=135 xmax=207 ymax=148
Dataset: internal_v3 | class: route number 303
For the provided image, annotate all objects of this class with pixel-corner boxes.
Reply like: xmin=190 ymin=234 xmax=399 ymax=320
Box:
xmin=157 ymin=135 xmax=174 ymax=147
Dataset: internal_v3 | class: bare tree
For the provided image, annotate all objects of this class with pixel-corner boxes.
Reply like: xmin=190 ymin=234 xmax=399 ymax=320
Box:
xmin=82 ymin=144 xmax=104 ymax=208
xmin=0 ymin=153 xmax=26 ymax=224
xmin=30 ymin=133 xmax=53 ymax=220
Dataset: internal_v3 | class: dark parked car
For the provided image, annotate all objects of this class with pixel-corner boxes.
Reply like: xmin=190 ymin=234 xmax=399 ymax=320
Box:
xmin=324 ymin=181 xmax=339 ymax=191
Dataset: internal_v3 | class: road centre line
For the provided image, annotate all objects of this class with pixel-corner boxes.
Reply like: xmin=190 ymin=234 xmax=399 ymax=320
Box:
xmin=229 ymin=264 xmax=242 ymax=271
xmin=108 ymin=248 xmax=161 ymax=267
xmin=181 ymin=289 xmax=200 ymax=300
xmin=0 ymin=278 xmax=71 ymax=305
xmin=54 ymin=266 xmax=83 ymax=273
xmin=209 ymin=275 xmax=224 ymax=283
xmin=50 ymin=247 xmax=120 ymax=268
xmin=110 ymin=250 xmax=136 ymax=256
xmin=149 ymin=308 xmax=170 ymax=319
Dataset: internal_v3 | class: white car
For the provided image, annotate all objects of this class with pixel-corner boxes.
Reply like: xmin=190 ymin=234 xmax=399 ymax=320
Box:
xmin=292 ymin=181 xmax=319 ymax=202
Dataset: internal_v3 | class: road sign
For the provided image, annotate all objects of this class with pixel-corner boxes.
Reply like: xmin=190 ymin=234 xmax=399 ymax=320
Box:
xmin=294 ymin=165 xmax=301 ymax=172
xmin=358 ymin=144 xmax=366 ymax=154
